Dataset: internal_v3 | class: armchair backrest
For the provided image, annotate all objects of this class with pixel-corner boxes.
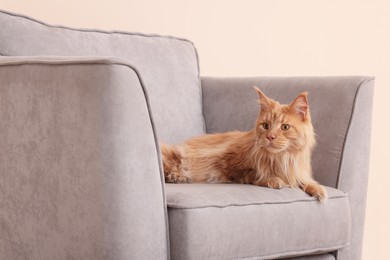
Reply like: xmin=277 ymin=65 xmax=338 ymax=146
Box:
xmin=0 ymin=9 xmax=205 ymax=144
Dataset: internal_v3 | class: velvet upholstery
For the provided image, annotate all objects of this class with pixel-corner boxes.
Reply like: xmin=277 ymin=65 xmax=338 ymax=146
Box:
xmin=0 ymin=57 xmax=168 ymax=259
xmin=166 ymin=184 xmax=350 ymax=260
xmin=0 ymin=9 xmax=205 ymax=145
xmin=0 ymin=9 xmax=374 ymax=260
xmin=336 ymin=79 xmax=374 ymax=260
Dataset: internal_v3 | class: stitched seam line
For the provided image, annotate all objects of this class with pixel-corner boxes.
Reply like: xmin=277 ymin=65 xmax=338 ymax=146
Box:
xmin=191 ymin=42 xmax=206 ymax=133
xmin=0 ymin=59 xmax=171 ymax=260
xmin=236 ymin=242 xmax=349 ymax=260
xmin=335 ymin=77 xmax=375 ymax=189
xmin=0 ymin=58 xmax=138 ymax=67
xmin=0 ymin=9 xmax=191 ymax=44
xmin=168 ymin=194 xmax=348 ymax=210
xmin=120 ymin=64 xmax=171 ymax=260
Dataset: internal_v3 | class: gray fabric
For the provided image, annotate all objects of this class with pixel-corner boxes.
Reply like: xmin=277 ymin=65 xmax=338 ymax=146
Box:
xmin=285 ymin=253 xmax=335 ymax=260
xmin=201 ymin=77 xmax=374 ymax=260
xmin=336 ymin=79 xmax=374 ymax=260
xmin=0 ymin=10 xmax=374 ymax=260
xmin=166 ymin=184 xmax=350 ymax=260
xmin=0 ymin=57 xmax=167 ymax=259
xmin=0 ymin=9 xmax=205 ymax=144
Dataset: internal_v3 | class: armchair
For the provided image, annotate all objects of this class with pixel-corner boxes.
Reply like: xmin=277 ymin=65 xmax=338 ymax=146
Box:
xmin=0 ymin=10 xmax=374 ymax=260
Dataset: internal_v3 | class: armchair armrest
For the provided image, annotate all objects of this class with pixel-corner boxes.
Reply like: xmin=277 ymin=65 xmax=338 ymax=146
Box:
xmin=0 ymin=57 xmax=168 ymax=260
xmin=202 ymin=76 xmax=374 ymax=260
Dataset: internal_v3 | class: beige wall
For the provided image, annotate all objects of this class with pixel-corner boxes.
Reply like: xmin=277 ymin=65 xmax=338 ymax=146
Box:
xmin=2 ymin=1 xmax=389 ymax=259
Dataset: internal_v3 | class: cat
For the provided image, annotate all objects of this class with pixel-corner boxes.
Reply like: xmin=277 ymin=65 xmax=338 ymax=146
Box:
xmin=161 ymin=86 xmax=327 ymax=201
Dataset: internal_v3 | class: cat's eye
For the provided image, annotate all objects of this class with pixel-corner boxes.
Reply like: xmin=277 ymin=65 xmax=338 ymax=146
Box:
xmin=281 ymin=124 xmax=290 ymax=131
xmin=262 ymin=123 xmax=269 ymax=130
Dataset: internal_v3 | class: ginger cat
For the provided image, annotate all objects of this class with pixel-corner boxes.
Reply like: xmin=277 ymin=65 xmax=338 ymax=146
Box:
xmin=161 ymin=87 xmax=327 ymax=201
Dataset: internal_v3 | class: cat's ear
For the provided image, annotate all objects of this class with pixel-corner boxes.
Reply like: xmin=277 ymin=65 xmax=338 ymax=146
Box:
xmin=254 ymin=86 xmax=272 ymax=110
xmin=289 ymin=92 xmax=309 ymax=120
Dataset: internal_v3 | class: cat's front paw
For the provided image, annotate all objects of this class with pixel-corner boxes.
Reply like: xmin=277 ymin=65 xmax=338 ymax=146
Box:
xmin=303 ymin=183 xmax=328 ymax=202
xmin=165 ymin=172 xmax=191 ymax=184
xmin=267 ymin=177 xmax=287 ymax=189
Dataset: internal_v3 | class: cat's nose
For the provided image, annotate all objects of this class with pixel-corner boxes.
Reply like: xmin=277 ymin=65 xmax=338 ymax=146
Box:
xmin=267 ymin=134 xmax=275 ymax=142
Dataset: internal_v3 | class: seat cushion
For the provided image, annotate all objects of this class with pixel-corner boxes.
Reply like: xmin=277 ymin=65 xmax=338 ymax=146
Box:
xmin=0 ymin=10 xmax=205 ymax=144
xmin=166 ymin=184 xmax=350 ymax=260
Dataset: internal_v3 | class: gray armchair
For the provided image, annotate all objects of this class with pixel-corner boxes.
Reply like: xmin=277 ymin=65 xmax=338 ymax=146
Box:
xmin=0 ymin=10 xmax=374 ymax=260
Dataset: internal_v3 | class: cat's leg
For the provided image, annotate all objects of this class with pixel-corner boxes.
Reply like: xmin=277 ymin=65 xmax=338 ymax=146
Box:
xmin=266 ymin=176 xmax=288 ymax=189
xmin=253 ymin=176 xmax=288 ymax=189
xmin=161 ymin=144 xmax=191 ymax=184
xmin=300 ymin=181 xmax=328 ymax=202
xmin=165 ymin=169 xmax=190 ymax=183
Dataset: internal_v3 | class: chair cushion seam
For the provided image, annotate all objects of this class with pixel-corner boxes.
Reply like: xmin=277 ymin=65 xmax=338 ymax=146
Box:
xmin=168 ymin=194 xmax=348 ymax=210
xmin=236 ymin=242 xmax=349 ymax=260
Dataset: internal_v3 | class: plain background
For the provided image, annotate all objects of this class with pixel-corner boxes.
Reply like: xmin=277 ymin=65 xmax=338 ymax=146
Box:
xmin=1 ymin=1 xmax=389 ymax=259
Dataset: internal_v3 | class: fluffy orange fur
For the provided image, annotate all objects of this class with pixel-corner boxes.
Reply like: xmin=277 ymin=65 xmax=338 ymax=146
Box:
xmin=161 ymin=86 xmax=327 ymax=201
